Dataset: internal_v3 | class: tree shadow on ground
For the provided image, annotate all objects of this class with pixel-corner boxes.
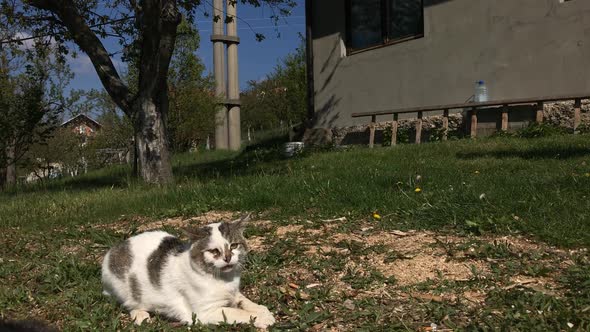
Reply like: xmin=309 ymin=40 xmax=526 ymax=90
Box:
xmin=2 ymin=166 xmax=133 ymax=196
xmin=456 ymin=145 xmax=590 ymax=160
xmin=173 ymin=133 xmax=294 ymax=180
xmin=0 ymin=134 xmax=298 ymax=196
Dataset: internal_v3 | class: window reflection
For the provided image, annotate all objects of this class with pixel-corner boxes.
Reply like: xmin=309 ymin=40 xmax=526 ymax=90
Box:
xmin=389 ymin=0 xmax=423 ymax=40
xmin=350 ymin=0 xmax=382 ymax=50
xmin=347 ymin=0 xmax=424 ymax=52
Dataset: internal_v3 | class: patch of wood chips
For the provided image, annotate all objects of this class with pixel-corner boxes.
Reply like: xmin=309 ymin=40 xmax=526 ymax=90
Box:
xmin=86 ymin=210 xmax=239 ymax=233
xmin=47 ymin=212 xmax=589 ymax=330
xmin=267 ymin=221 xmax=572 ymax=291
xmin=74 ymin=213 xmax=576 ymax=307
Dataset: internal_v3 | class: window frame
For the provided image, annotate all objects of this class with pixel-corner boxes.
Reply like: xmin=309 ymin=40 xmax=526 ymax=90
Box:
xmin=345 ymin=0 xmax=425 ymax=55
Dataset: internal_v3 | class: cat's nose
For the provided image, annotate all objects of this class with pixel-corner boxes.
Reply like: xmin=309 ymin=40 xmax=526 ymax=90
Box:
xmin=224 ymin=252 xmax=231 ymax=263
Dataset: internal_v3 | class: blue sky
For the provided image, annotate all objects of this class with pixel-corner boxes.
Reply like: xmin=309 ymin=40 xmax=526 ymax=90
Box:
xmin=69 ymin=1 xmax=305 ymax=92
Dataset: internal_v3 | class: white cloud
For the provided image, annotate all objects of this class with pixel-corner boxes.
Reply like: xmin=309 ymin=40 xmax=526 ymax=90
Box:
xmin=13 ymin=32 xmax=36 ymax=50
xmin=68 ymin=53 xmax=128 ymax=77
xmin=13 ymin=31 xmax=57 ymax=50
xmin=68 ymin=53 xmax=95 ymax=75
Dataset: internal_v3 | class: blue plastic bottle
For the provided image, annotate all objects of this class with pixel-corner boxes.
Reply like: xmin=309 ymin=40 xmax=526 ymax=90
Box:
xmin=475 ymin=80 xmax=488 ymax=102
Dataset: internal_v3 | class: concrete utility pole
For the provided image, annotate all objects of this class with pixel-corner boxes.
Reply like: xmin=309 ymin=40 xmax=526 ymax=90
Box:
xmin=211 ymin=0 xmax=241 ymax=151
xmin=212 ymin=0 xmax=228 ymax=150
xmin=226 ymin=0 xmax=241 ymax=151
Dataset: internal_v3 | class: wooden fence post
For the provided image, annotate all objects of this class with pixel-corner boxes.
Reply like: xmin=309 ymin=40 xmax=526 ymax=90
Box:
xmin=416 ymin=111 xmax=423 ymax=144
xmin=391 ymin=113 xmax=398 ymax=146
xmin=369 ymin=115 xmax=376 ymax=148
xmin=536 ymin=102 xmax=544 ymax=123
xmin=501 ymin=105 xmax=509 ymax=131
xmin=442 ymin=109 xmax=449 ymax=141
xmin=470 ymin=108 xmax=478 ymax=138
xmin=574 ymin=98 xmax=581 ymax=134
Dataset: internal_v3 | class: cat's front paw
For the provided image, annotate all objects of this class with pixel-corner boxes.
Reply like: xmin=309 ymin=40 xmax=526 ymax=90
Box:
xmin=130 ymin=309 xmax=151 ymax=325
xmin=253 ymin=304 xmax=272 ymax=316
xmin=252 ymin=309 xmax=275 ymax=329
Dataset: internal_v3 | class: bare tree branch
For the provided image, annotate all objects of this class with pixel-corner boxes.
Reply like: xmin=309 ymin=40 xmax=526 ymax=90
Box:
xmin=28 ymin=0 xmax=134 ymax=115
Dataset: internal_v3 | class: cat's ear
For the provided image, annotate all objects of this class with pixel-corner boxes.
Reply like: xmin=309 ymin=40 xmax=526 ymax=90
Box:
xmin=183 ymin=226 xmax=211 ymax=242
xmin=231 ymin=213 xmax=250 ymax=230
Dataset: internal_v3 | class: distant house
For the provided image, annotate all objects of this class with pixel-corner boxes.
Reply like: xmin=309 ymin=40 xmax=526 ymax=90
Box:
xmin=61 ymin=114 xmax=101 ymax=136
xmin=25 ymin=114 xmax=102 ymax=183
xmin=62 ymin=113 xmax=132 ymax=166
xmin=306 ymin=0 xmax=590 ymax=139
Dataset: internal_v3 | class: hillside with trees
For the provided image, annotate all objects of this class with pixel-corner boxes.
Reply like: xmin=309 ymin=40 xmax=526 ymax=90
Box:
xmin=241 ymin=38 xmax=307 ymax=141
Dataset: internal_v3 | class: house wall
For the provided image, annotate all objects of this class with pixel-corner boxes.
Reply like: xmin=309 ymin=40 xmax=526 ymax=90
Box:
xmin=71 ymin=124 xmax=94 ymax=136
xmin=65 ymin=121 xmax=99 ymax=137
xmin=311 ymin=0 xmax=590 ymax=129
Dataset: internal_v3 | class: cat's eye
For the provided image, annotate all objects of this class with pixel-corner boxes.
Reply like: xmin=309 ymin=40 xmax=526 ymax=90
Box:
xmin=208 ymin=249 xmax=221 ymax=256
xmin=230 ymin=243 xmax=239 ymax=250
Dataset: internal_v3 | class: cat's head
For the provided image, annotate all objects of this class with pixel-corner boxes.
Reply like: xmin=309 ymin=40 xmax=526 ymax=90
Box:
xmin=187 ymin=215 xmax=249 ymax=275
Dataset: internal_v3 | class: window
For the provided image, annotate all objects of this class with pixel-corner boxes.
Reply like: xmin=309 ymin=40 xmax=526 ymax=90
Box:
xmin=346 ymin=0 xmax=424 ymax=52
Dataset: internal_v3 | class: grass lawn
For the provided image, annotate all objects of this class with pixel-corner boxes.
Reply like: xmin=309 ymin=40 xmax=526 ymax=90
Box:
xmin=1 ymin=135 xmax=590 ymax=330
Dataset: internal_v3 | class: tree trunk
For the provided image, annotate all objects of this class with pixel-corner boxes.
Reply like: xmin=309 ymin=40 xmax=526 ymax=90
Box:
xmin=133 ymin=96 xmax=173 ymax=184
xmin=5 ymin=137 xmax=16 ymax=186
xmin=0 ymin=167 xmax=6 ymax=189
xmin=132 ymin=135 xmax=139 ymax=178
xmin=28 ymin=0 xmax=180 ymax=185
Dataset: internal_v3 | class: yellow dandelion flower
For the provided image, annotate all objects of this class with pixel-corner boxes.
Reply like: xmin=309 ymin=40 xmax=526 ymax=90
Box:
xmin=585 ymin=173 xmax=590 ymax=177
xmin=372 ymin=212 xmax=381 ymax=220
xmin=415 ymin=187 xmax=422 ymax=193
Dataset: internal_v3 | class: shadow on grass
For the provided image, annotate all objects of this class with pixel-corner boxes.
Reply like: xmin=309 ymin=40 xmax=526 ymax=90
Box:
xmin=173 ymin=133 xmax=293 ymax=180
xmin=2 ymin=165 xmax=134 ymax=196
xmin=456 ymin=146 xmax=590 ymax=160
xmin=2 ymin=133 xmax=295 ymax=196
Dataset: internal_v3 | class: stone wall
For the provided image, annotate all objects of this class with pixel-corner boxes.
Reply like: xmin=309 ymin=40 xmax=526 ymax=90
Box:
xmin=544 ymin=100 xmax=590 ymax=129
xmin=306 ymin=101 xmax=590 ymax=146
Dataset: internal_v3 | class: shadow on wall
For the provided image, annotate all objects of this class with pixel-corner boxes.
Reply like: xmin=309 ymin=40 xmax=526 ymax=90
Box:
xmin=333 ymin=104 xmax=545 ymax=146
xmin=318 ymin=38 xmax=345 ymax=95
xmin=314 ymin=95 xmax=342 ymax=129
xmin=314 ymin=37 xmax=344 ymax=129
xmin=340 ymin=129 xmax=378 ymax=146
xmin=309 ymin=0 xmax=456 ymax=131
xmin=466 ymin=105 xmax=537 ymax=136
xmin=424 ymin=0 xmax=455 ymax=7
xmin=311 ymin=0 xmax=455 ymax=40
xmin=338 ymin=127 xmax=431 ymax=146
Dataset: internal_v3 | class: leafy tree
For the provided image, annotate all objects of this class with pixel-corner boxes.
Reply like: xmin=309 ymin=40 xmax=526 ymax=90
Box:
xmin=241 ymin=37 xmax=307 ymax=139
xmin=63 ymin=88 xmax=118 ymax=119
xmin=1 ymin=0 xmax=296 ymax=184
xmin=275 ymin=38 xmax=306 ymax=125
xmin=88 ymin=108 xmax=134 ymax=168
xmin=0 ymin=46 xmax=69 ymax=187
xmin=24 ymin=95 xmax=134 ymax=181
xmin=242 ymin=78 xmax=286 ymax=132
xmin=168 ymin=19 xmax=217 ymax=152
xmin=24 ymin=127 xmax=86 ymax=181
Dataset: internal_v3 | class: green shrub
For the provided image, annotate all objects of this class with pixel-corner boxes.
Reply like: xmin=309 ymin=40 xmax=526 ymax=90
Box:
xmin=516 ymin=123 xmax=566 ymax=138
xmin=382 ymin=125 xmax=411 ymax=146
xmin=576 ymin=123 xmax=590 ymax=135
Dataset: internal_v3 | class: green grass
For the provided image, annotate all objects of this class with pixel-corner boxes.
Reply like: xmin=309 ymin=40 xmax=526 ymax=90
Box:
xmin=1 ymin=134 xmax=590 ymax=330
xmin=2 ymin=134 xmax=590 ymax=246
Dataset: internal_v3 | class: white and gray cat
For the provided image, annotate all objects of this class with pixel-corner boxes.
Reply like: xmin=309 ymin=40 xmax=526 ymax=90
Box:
xmin=101 ymin=215 xmax=275 ymax=329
